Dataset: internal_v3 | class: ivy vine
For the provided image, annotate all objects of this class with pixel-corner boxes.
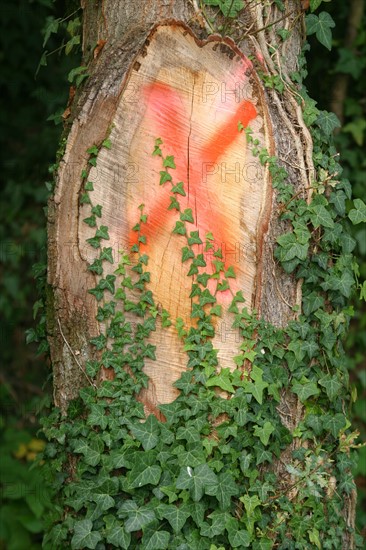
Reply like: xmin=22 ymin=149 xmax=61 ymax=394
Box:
xmin=41 ymin=110 xmax=365 ymax=547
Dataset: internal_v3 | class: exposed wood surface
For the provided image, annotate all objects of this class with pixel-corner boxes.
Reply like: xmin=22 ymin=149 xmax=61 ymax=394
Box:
xmin=79 ymin=24 xmax=273 ymax=406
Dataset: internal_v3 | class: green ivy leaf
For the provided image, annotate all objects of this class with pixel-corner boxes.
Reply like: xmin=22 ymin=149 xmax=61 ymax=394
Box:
xmin=309 ymin=204 xmax=334 ymax=229
xmin=348 ymin=198 xmax=366 ymax=224
xmin=244 ymin=366 xmax=269 ymax=404
xmin=240 ymin=494 xmax=261 ymax=517
xmin=105 ymin=520 xmax=131 ymax=549
xmin=171 ymin=181 xmax=186 ymax=196
xmin=225 ymin=266 xmax=236 ymax=278
xmin=204 ymin=0 xmax=244 ymax=18
xmin=95 ymin=225 xmax=110 ymax=239
xmin=92 ymin=204 xmax=102 ymax=217
xmin=173 ymin=221 xmax=187 ymax=236
xmin=315 ymin=110 xmax=341 ymax=135
xmin=323 ymin=413 xmax=347 ymax=437
xmin=163 ymin=155 xmax=176 ymax=169
xmin=127 ymin=454 xmax=162 ymax=488
xmin=87 ymin=404 xmax=108 ymax=430
xmin=253 ymin=421 xmax=275 ymax=446
xmin=182 ymin=247 xmax=195 ymax=262
xmin=200 ymin=510 xmax=229 ymax=537
xmin=159 ymin=171 xmax=172 ymax=185
xmin=306 ymin=12 xmax=335 ymax=50
xmin=158 ymin=504 xmax=191 ymax=533
xmin=188 ymin=231 xmax=203 ymax=245
xmin=206 ymin=368 xmax=235 ymax=393
xmin=180 ymin=208 xmax=194 ymax=223
xmin=276 ymin=232 xmax=309 ymax=261
xmin=142 ymin=530 xmax=170 ymax=550
xmin=252 ymin=539 xmax=274 ymax=550
xmin=318 ymin=374 xmax=342 ymax=401
xmin=119 ymin=501 xmax=156 ymax=532
xmin=71 ymin=520 xmax=102 ymax=549
xmin=176 ymin=463 xmax=218 ymax=501
xmin=292 ymin=378 xmax=320 ymax=402
xmin=228 ymin=528 xmax=252 ymax=548
xmin=130 ymin=414 xmax=160 ymax=450
xmin=205 ymin=471 xmax=238 ymax=508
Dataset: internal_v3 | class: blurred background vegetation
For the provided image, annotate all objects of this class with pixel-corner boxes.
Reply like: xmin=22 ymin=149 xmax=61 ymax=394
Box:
xmin=0 ymin=1 xmax=365 ymax=548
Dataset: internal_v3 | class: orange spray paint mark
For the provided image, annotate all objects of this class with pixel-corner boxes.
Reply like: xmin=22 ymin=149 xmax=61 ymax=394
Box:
xmin=129 ymin=77 xmax=257 ymax=303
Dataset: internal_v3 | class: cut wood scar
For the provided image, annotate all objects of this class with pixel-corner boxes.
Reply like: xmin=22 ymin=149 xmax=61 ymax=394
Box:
xmin=79 ymin=23 xmax=273 ymax=407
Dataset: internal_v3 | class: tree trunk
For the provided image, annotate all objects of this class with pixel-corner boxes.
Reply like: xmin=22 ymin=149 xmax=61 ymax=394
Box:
xmin=47 ymin=1 xmax=357 ymax=548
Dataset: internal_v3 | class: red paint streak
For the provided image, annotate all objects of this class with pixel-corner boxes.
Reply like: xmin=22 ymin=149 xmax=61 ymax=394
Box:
xmin=129 ymin=77 xmax=257 ymax=302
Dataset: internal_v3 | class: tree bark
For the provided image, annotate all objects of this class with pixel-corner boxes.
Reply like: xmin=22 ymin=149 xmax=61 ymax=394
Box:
xmin=47 ymin=1 xmax=356 ymax=547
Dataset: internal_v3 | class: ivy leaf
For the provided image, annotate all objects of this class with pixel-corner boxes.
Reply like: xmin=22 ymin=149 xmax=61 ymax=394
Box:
xmin=42 ymin=16 xmax=60 ymax=48
xmin=163 ymin=155 xmax=176 ymax=169
xmin=71 ymin=519 xmax=102 ymax=549
xmin=253 ymin=421 xmax=275 ymax=446
xmin=119 ymin=501 xmax=156 ymax=532
xmin=182 ymin=246 xmax=195 ymax=262
xmin=302 ymin=339 xmax=319 ymax=359
xmin=309 ymin=204 xmax=334 ymax=228
xmin=276 ymin=232 xmax=309 ymax=261
xmin=306 ymin=12 xmax=335 ymax=50
xmin=159 ymin=504 xmax=191 ymax=532
xmin=302 ymin=291 xmax=324 ymax=316
xmin=105 ymin=521 xmax=131 ymax=549
xmin=128 ymin=451 xmax=162 ymax=488
xmin=142 ymin=531 xmax=170 ymax=550
xmin=316 ymin=110 xmax=341 ymax=136
xmin=292 ymin=378 xmax=320 ymax=402
xmin=310 ymin=0 xmax=323 ymax=11
xmin=176 ymin=463 xmax=218 ymax=501
xmin=323 ymin=413 xmax=347 ymax=437
xmin=92 ymin=204 xmax=102 ymax=217
xmin=168 ymin=195 xmax=180 ymax=210
xmin=200 ymin=510 xmax=229 ymax=537
xmin=180 ymin=208 xmax=194 ymax=223
xmin=95 ymin=225 xmax=110 ymax=239
xmin=228 ymin=528 xmax=252 ymax=548
xmin=305 ymin=414 xmax=323 ymax=436
xmin=252 ymin=539 xmax=274 ymax=550
xmin=240 ymin=494 xmax=261 ymax=517
xmin=206 ymin=368 xmax=235 ymax=393
xmin=87 ymin=404 xmax=108 ymax=430
xmin=255 ymin=447 xmax=273 ymax=465
xmin=173 ymin=221 xmax=186 ymax=236
xmin=100 ymin=247 xmax=114 ymax=263
xmin=171 ymin=181 xmax=186 ymax=196
xmin=205 ymin=471 xmax=238 ymax=508
xmin=225 ymin=266 xmax=236 ymax=278
xmin=330 ymin=190 xmax=346 ymax=216
xmin=348 ymin=198 xmax=366 ymax=224
xmin=130 ymin=414 xmax=160 ymax=450
xmin=188 ymin=231 xmax=203 ymax=245
xmin=71 ymin=440 xmax=101 ymax=466
xmin=244 ymin=365 xmax=269 ymax=404
xmin=93 ymin=493 xmax=114 ymax=513
xmin=159 ymin=171 xmax=172 ymax=185
xmin=176 ymin=425 xmax=201 ymax=444
xmin=204 ymin=0 xmax=244 ymax=17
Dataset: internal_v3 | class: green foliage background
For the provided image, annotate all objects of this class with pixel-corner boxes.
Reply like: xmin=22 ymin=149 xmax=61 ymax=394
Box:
xmin=0 ymin=0 xmax=364 ymax=547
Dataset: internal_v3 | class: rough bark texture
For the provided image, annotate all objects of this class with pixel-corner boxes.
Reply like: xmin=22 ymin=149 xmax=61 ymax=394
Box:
xmin=47 ymin=1 xmax=355 ymax=546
